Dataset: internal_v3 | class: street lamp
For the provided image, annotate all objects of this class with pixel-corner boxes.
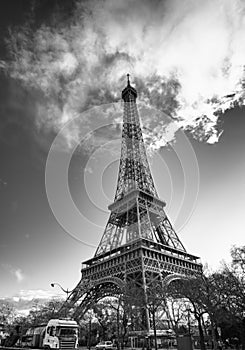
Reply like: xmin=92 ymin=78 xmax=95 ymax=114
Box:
xmin=51 ymin=283 xmax=74 ymax=318
xmin=50 ymin=282 xmax=73 ymax=299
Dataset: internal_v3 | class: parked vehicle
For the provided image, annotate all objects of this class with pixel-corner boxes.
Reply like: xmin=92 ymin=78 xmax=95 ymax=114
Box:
xmin=95 ymin=341 xmax=114 ymax=350
xmin=20 ymin=318 xmax=79 ymax=349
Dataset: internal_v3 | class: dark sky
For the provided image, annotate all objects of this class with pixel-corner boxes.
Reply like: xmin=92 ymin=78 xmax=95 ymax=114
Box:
xmin=0 ymin=0 xmax=245 ymax=298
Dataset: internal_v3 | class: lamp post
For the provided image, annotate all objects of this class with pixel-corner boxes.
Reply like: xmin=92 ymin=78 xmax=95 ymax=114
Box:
xmin=50 ymin=282 xmax=73 ymax=299
xmin=51 ymin=282 xmax=73 ymax=317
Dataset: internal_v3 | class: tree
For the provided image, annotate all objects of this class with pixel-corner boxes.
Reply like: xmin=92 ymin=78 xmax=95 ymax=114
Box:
xmin=92 ymin=301 xmax=117 ymax=342
xmin=124 ymin=276 xmax=171 ymax=350
xmin=28 ymin=299 xmax=64 ymax=325
xmin=167 ymin=272 xmax=226 ymax=350
xmin=145 ymin=277 xmax=168 ymax=350
xmin=213 ymin=246 xmax=245 ymax=350
xmin=165 ymin=296 xmax=192 ymax=335
xmin=0 ymin=301 xmax=16 ymax=325
xmin=102 ymin=296 xmax=129 ymax=350
xmin=231 ymin=245 xmax=245 ymax=275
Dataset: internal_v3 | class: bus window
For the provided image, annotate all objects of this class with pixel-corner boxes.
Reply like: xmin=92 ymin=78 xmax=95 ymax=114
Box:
xmin=50 ymin=327 xmax=55 ymax=337
xmin=57 ymin=328 xmax=78 ymax=336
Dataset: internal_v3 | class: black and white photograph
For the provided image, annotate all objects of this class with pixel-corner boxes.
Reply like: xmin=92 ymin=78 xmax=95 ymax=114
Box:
xmin=0 ymin=1 xmax=245 ymax=350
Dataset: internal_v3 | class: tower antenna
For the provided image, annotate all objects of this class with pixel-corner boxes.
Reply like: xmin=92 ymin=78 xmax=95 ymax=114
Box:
xmin=127 ymin=73 xmax=130 ymax=86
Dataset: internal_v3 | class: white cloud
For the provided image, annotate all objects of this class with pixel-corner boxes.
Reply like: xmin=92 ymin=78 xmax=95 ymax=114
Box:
xmin=16 ymin=289 xmax=65 ymax=300
xmin=3 ymin=0 xmax=245 ymax=149
xmin=0 ymin=178 xmax=7 ymax=186
xmin=15 ymin=268 xmax=24 ymax=283
xmin=2 ymin=264 xmax=26 ymax=283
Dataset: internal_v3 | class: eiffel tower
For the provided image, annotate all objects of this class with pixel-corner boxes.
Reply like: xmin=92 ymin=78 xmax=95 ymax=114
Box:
xmin=66 ymin=75 xmax=202 ymax=330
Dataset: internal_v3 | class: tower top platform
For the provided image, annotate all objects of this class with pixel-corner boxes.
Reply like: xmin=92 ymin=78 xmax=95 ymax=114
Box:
xmin=122 ymin=73 xmax=137 ymax=101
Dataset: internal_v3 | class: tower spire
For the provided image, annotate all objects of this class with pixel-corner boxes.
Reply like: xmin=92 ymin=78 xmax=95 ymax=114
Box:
xmin=127 ymin=73 xmax=130 ymax=86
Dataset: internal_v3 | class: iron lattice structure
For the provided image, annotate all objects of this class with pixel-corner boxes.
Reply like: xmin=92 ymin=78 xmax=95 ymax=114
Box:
xmin=65 ymin=76 xmax=202 ymax=331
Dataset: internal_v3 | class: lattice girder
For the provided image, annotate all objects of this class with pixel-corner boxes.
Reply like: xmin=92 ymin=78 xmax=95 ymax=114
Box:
xmin=65 ymin=278 xmax=124 ymax=321
xmin=95 ymin=190 xmax=186 ymax=256
xmin=67 ymin=240 xmax=201 ymax=321
xmin=72 ymin=282 xmax=122 ymax=321
xmin=115 ymin=99 xmax=158 ymax=201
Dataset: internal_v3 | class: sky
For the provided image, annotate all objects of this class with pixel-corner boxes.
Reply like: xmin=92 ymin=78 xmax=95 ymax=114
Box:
xmin=0 ymin=0 xmax=245 ymax=299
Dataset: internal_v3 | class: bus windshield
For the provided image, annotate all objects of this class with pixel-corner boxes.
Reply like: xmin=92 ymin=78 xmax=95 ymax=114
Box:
xmin=57 ymin=328 xmax=78 ymax=336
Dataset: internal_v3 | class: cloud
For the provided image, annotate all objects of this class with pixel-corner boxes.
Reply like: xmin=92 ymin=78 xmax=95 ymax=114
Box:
xmin=2 ymin=264 xmax=25 ymax=283
xmin=0 ymin=178 xmax=7 ymax=187
xmin=15 ymin=269 xmax=24 ymax=283
xmin=15 ymin=289 xmax=65 ymax=300
xmin=2 ymin=0 xmax=245 ymax=151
